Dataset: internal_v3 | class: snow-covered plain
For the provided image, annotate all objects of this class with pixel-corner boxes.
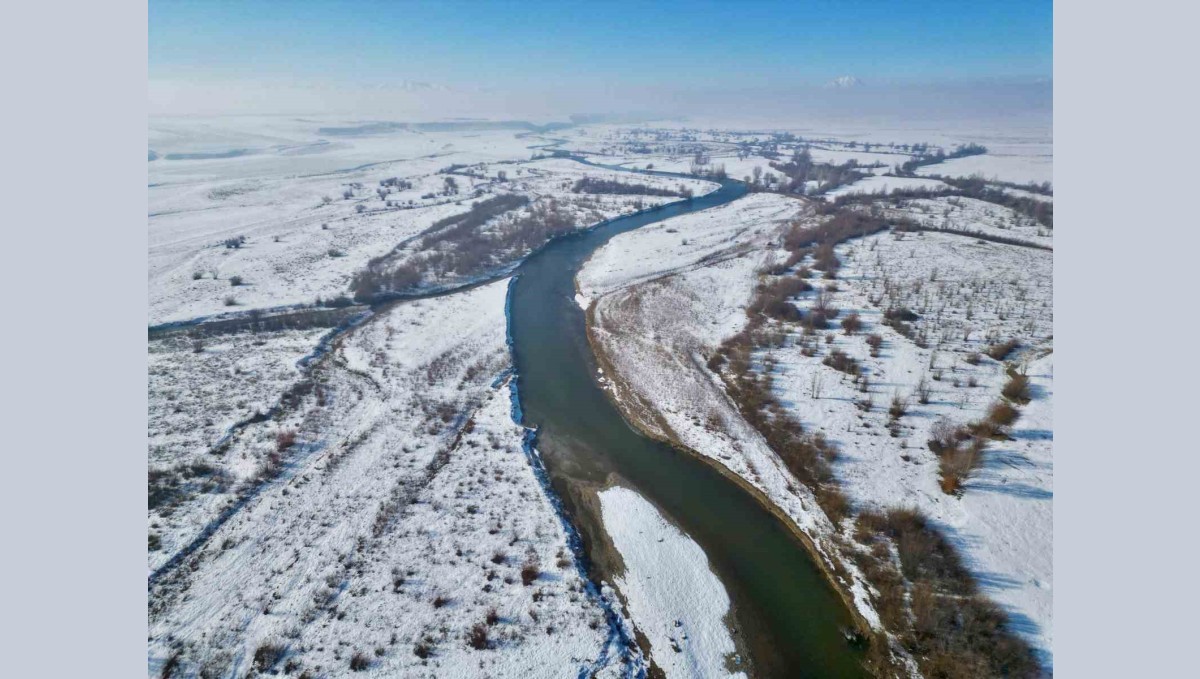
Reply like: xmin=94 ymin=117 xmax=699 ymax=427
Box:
xmin=916 ymin=152 xmax=1052 ymax=186
xmin=766 ymin=229 xmax=1054 ymax=665
xmin=825 ymin=175 xmax=949 ymax=199
xmin=599 ymin=487 xmax=747 ymax=679
xmin=148 ymin=280 xmax=633 ymax=678
xmin=149 ymin=118 xmax=1055 ymax=677
xmin=148 ymin=327 xmax=330 ymax=571
xmin=883 ymin=196 xmax=1053 ymax=248
xmin=149 ymin=120 xmax=715 ymax=324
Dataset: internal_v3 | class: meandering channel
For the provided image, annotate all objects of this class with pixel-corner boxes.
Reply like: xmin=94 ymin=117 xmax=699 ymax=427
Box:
xmin=509 ymin=170 xmax=869 ymax=677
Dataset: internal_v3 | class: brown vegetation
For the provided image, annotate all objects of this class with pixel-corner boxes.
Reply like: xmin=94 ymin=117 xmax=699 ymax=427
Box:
xmin=1002 ymin=370 xmax=1032 ymax=403
xmin=571 ymin=176 xmax=684 ymax=197
xmin=853 ymin=508 xmax=1040 ymax=678
xmin=986 ymin=339 xmax=1020 ymax=361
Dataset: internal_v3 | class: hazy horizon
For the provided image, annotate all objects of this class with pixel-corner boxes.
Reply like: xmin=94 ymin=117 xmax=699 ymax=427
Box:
xmin=150 ymin=0 xmax=1051 ymax=126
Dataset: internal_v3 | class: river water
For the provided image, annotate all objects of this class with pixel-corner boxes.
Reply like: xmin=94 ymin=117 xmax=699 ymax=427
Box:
xmin=508 ymin=174 xmax=869 ymax=678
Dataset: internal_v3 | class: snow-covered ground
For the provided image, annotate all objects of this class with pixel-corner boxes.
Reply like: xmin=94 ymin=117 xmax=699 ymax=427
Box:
xmin=148 ymin=117 xmax=1054 ymax=677
xmin=554 ymin=123 xmax=1050 ymax=193
xmin=599 ymin=487 xmax=747 ymax=679
xmin=577 ymin=192 xmax=1053 ymax=665
xmin=149 ymin=124 xmax=714 ymax=324
xmin=825 ymin=175 xmax=949 ymax=199
xmin=766 ymin=229 xmax=1054 ymax=665
xmin=148 ymin=326 xmax=330 ymax=571
xmin=148 ymin=279 xmax=633 ymax=678
xmin=916 ymin=152 xmax=1052 ymax=186
xmin=882 ymin=196 xmax=1053 ymax=248
xmin=579 ymin=192 xmax=797 ymax=306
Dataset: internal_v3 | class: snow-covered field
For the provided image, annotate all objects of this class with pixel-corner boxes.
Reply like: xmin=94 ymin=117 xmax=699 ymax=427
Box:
xmin=766 ymin=229 xmax=1054 ymax=664
xmin=825 ymin=175 xmax=949 ymax=199
xmin=916 ymin=152 xmax=1052 ymax=186
xmin=148 ymin=279 xmax=639 ymax=678
xmin=148 ymin=326 xmax=330 ymax=571
xmin=883 ymin=196 xmax=1053 ymax=248
xmin=148 ymin=117 xmax=1054 ymax=677
xmin=599 ymin=487 xmax=747 ymax=679
xmin=577 ymin=190 xmax=1054 ymax=666
xmin=149 ymin=120 xmax=714 ymax=324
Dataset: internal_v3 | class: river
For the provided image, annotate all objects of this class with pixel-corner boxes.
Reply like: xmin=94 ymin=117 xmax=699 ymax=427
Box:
xmin=509 ymin=170 xmax=870 ymax=678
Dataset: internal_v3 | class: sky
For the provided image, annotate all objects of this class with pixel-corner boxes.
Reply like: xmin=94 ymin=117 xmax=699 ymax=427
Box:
xmin=149 ymin=0 xmax=1052 ymax=121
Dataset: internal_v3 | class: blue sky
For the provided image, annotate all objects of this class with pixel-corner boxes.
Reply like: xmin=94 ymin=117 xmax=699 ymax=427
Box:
xmin=151 ymin=0 xmax=1051 ymax=87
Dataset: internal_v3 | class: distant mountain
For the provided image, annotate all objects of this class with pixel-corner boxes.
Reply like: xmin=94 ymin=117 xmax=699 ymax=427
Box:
xmin=826 ymin=75 xmax=864 ymax=89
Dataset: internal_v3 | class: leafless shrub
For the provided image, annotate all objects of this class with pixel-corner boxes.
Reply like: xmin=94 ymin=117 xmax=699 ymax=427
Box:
xmin=866 ymin=334 xmax=883 ymax=357
xmin=916 ymin=376 xmax=932 ymax=404
xmin=986 ymin=339 xmax=1020 ymax=361
xmin=823 ymin=349 xmax=860 ymax=376
xmin=986 ymin=401 xmax=1020 ymax=428
xmin=937 ymin=436 xmax=985 ymax=495
xmin=252 ymin=642 xmax=286 ymax=673
xmin=841 ymin=312 xmax=862 ymax=335
xmin=468 ymin=623 xmax=491 ymax=650
xmin=349 ymin=651 xmax=371 ymax=671
xmin=275 ymin=429 xmax=297 ymax=452
xmin=928 ymin=418 xmax=960 ymax=453
xmin=521 ymin=558 xmax=540 ymax=586
xmin=1002 ymin=371 xmax=1031 ymax=402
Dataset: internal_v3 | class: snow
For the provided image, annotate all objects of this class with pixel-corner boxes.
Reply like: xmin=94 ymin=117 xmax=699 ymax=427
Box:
xmin=881 ymin=196 xmax=1053 ymax=248
xmin=763 ymin=230 xmax=1053 ymax=664
xmin=805 ymin=147 xmax=911 ymax=168
xmin=916 ymin=152 xmax=1053 ymax=186
xmin=825 ymin=175 xmax=949 ymax=198
xmin=148 ymin=117 xmax=1055 ymax=675
xmin=578 ymin=193 xmax=800 ymax=302
xmin=149 ymin=125 xmax=714 ymax=324
xmin=578 ymin=194 xmax=884 ymax=629
xmin=578 ymin=192 xmax=1053 ymax=664
xmin=599 ymin=487 xmax=747 ymax=679
xmin=148 ymin=279 xmax=629 ymax=678
xmin=553 ymin=122 xmax=1050 ymax=192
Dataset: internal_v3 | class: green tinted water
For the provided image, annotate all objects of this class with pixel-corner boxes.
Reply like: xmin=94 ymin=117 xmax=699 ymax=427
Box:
xmin=510 ymin=177 xmax=869 ymax=678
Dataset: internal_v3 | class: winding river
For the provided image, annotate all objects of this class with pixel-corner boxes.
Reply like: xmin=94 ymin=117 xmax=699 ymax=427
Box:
xmin=150 ymin=156 xmax=871 ymax=676
xmin=509 ymin=170 xmax=869 ymax=677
